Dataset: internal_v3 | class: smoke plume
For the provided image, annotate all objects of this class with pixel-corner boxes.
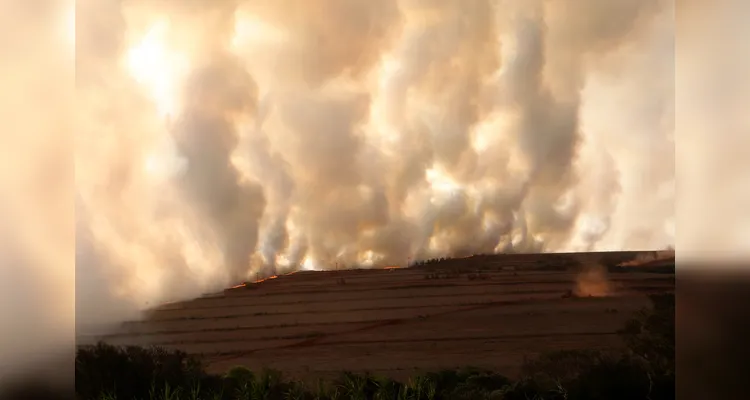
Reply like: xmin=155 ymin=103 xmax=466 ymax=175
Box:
xmin=75 ymin=0 xmax=676 ymax=326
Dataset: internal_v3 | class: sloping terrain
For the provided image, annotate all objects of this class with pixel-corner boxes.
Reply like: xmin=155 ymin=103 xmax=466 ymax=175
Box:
xmin=93 ymin=251 xmax=674 ymax=381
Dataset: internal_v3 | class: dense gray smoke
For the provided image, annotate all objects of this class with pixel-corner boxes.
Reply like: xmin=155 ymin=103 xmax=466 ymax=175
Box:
xmin=75 ymin=0 xmax=676 ymax=323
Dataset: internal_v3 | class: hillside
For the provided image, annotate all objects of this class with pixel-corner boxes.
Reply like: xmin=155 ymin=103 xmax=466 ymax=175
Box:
xmin=88 ymin=251 xmax=674 ymax=381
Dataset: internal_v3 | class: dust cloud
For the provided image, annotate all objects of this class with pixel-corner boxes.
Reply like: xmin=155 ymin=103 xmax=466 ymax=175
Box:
xmin=574 ymin=266 xmax=614 ymax=298
xmin=75 ymin=0 xmax=676 ymax=326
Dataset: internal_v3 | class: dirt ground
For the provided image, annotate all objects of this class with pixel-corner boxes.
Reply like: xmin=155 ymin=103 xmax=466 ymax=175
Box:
xmin=95 ymin=252 xmax=674 ymax=381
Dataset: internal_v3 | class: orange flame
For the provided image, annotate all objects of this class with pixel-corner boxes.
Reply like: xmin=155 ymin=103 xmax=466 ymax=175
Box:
xmin=226 ymin=270 xmax=303 ymax=290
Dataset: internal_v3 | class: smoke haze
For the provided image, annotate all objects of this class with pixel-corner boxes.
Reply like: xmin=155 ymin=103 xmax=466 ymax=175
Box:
xmin=0 ymin=0 xmax=74 ymax=385
xmin=676 ymin=0 xmax=750 ymax=263
xmin=75 ymin=0 xmax=676 ymax=327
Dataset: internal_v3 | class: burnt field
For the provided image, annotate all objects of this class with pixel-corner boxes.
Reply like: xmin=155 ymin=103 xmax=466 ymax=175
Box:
xmin=89 ymin=251 xmax=674 ymax=382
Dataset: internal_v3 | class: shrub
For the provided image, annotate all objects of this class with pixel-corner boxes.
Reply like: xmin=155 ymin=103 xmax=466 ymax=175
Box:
xmin=334 ymin=371 xmax=378 ymax=400
xmin=619 ymin=294 xmax=675 ymax=372
xmin=618 ymin=293 xmax=675 ymax=400
xmin=501 ymin=374 xmax=566 ymax=400
xmin=75 ymin=342 xmax=209 ymax=400
xmin=224 ymin=365 xmax=254 ymax=398
xmin=373 ymin=376 xmax=402 ymax=400
xmin=564 ymin=354 xmax=652 ymax=400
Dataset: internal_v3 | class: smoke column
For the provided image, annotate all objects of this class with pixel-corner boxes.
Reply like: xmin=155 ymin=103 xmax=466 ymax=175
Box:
xmin=75 ymin=0 xmax=675 ymax=326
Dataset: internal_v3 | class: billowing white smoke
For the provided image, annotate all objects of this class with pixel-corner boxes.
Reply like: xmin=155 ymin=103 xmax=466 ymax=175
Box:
xmin=75 ymin=0 xmax=675 ymax=325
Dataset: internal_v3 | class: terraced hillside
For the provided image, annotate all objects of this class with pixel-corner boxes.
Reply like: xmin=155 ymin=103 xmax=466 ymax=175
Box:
xmin=94 ymin=252 xmax=675 ymax=381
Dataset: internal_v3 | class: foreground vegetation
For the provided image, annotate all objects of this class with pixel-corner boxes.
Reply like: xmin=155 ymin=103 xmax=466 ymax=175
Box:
xmin=76 ymin=294 xmax=674 ymax=400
